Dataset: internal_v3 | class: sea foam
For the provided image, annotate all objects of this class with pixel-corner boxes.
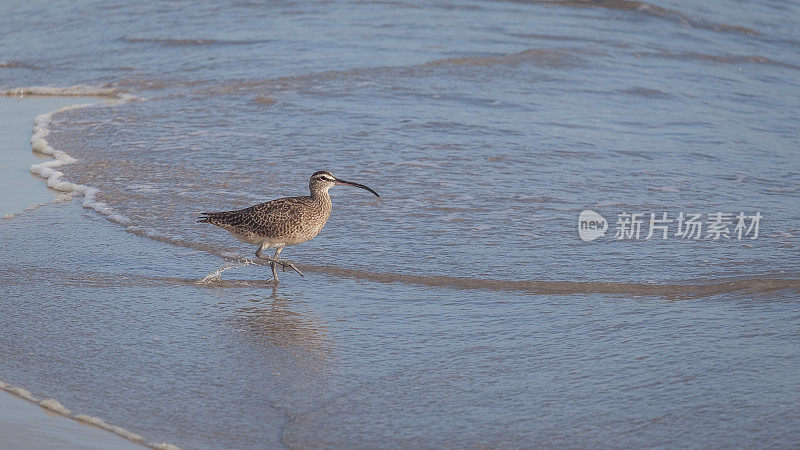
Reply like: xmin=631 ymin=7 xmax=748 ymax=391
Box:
xmin=3 ymin=88 xmax=212 ymax=248
xmin=2 ymin=86 xmax=142 ymax=224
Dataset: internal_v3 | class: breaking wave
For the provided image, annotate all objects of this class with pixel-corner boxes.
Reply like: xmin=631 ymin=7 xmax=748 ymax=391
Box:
xmin=2 ymin=86 xmax=141 ymax=224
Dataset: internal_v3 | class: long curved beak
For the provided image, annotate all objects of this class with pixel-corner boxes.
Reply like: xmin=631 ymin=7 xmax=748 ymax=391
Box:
xmin=334 ymin=178 xmax=380 ymax=197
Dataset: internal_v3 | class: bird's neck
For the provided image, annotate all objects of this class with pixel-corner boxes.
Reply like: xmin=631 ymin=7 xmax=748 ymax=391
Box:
xmin=310 ymin=188 xmax=331 ymax=203
xmin=310 ymin=190 xmax=332 ymax=216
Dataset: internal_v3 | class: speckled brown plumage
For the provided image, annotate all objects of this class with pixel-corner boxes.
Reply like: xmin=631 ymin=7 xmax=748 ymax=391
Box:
xmin=198 ymin=170 xmax=379 ymax=284
xmin=198 ymin=193 xmax=332 ymax=247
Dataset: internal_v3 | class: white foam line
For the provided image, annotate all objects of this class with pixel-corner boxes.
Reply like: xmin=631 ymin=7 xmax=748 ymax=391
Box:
xmin=0 ymin=380 xmax=180 ymax=449
xmin=1 ymin=84 xmax=140 ymax=100
xmin=4 ymin=89 xmax=270 ymax=273
xmin=3 ymin=85 xmax=143 ymax=224
xmin=7 ymin=88 xmax=271 ymax=278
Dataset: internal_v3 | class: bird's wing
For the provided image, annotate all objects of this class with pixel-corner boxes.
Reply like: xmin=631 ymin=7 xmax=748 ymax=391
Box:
xmin=246 ymin=196 xmax=314 ymax=236
xmin=198 ymin=196 xmax=315 ymax=240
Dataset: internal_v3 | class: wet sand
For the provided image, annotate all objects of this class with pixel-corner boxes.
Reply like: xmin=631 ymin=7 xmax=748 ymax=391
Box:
xmin=0 ymin=96 xmax=79 ymax=217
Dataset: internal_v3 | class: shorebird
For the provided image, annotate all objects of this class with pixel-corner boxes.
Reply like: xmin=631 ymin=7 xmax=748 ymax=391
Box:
xmin=198 ymin=171 xmax=379 ymax=284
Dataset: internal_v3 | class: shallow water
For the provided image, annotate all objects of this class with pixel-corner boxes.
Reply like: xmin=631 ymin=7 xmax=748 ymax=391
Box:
xmin=2 ymin=201 xmax=798 ymax=448
xmin=1 ymin=0 xmax=799 ymax=448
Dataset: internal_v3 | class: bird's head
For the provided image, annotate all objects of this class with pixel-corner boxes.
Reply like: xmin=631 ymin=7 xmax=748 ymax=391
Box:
xmin=309 ymin=170 xmax=380 ymax=197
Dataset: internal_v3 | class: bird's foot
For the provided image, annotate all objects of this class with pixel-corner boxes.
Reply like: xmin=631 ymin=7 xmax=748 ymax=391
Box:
xmin=268 ymin=257 xmax=304 ymax=277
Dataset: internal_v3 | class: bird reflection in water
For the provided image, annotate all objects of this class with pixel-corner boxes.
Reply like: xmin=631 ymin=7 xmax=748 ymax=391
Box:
xmin=233 ymin=291 xmax=335 ymax=367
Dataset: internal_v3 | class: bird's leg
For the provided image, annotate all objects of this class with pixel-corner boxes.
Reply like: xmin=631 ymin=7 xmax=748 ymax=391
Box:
xmin=255 ymin=245 xmax=304 ymax=279
xmin=271 ymin=246 xmax=304 ymax=277
xmin=255 ymin=244 xmax=279 ymax=283
xmin=271 ymin=247 xmax=282 ymax=282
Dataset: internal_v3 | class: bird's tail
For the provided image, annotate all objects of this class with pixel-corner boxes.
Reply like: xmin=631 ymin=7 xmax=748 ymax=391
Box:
xmin=197 ymin=210 xmax=238 ymax=226
xmin=197 ymin=212 xmax=219 ymax=224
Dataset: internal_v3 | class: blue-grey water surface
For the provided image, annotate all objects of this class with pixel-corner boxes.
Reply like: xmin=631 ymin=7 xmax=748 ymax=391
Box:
xmin=1 ymin=0 xmax=799 ymax=448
